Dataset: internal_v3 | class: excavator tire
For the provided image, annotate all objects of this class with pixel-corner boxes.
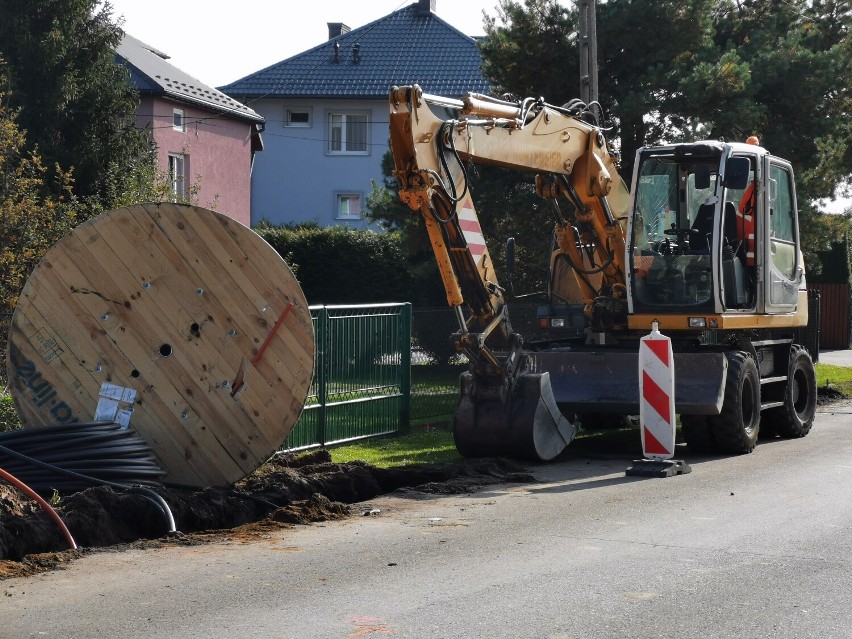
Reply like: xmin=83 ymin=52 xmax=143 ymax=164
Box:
xmin=767 ymin=344 xmax=817 ymax=439
xmin=681 ymin=415 xmax=716 ymax=453
xmin=709 ymin=350 xmax=760 ymax=454
xmin=453 ymin=371 xmax=577 ymax=461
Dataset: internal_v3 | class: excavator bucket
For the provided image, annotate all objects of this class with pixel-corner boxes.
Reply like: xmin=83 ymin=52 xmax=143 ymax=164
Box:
xmin=453 ymin=371 xmax=577 ymax=461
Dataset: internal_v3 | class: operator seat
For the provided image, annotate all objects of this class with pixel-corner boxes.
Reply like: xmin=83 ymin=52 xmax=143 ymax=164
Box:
xmin=691 ymin=203 xmax=715 ymax=251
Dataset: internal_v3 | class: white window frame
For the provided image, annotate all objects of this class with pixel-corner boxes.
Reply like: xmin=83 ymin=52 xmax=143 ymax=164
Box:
xmin=327 ymin=111 xmax=369 ymax=155
xmin=335 ymin=193 xmax=362 ymax=220
xmin=168 ymin=153 xmax=186 ymax=200
xmin=285 ymin=107 xmax=312 ymax=128
xmin=172 ymin=108 xmax=186 ymax=132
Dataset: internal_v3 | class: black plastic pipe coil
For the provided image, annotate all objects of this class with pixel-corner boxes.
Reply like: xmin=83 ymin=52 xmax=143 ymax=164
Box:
xmin=0 ymin=421 xmax=166 ymax=494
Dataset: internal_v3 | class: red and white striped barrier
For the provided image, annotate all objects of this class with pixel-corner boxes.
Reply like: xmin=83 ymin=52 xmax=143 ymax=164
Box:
xmin=638 ymin=321 xmax=676 ymax=460
xmin=457 ymin=201 xmax=486 ymax=265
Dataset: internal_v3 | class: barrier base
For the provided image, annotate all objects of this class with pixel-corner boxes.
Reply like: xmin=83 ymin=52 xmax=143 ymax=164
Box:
xmin=625 ymin=459 xmax=692 ymax=478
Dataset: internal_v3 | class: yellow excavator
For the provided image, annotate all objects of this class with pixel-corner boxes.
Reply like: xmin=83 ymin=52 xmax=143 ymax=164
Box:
xmin=388 ymin=84 xmax=818 ymax=461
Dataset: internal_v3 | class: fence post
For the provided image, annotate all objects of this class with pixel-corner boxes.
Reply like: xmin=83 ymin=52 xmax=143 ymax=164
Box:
xmin=399 ymin=303 xmax=412 ymax=432
xmin=316 ymin=306 xmax=328 ymax=446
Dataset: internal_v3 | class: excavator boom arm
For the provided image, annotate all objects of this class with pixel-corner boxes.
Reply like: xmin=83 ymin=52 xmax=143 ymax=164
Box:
xmin=389 ymin=85 xmax=630 ymax=338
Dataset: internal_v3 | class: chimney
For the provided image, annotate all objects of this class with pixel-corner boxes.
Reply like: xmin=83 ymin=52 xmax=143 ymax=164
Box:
xmin=327 ymin=22 xmax=350 ymax=40
xmin=415 ymin=0 xmax=436 ymax=16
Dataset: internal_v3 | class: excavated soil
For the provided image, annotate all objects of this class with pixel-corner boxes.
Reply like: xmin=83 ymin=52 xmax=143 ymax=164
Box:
xmin=0 ymin=450 xmax=535 ymax=579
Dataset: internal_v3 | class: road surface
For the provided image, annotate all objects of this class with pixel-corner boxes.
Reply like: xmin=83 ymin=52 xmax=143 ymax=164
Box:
xmin=3 ymin=401 xmax=852 ymax=639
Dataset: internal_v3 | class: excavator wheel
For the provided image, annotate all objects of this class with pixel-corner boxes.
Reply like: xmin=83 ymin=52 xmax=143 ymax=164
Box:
xmin=453 ymin=371 xmax=577 ymax=461
xmin=710 ymin=350 xmax=761 ymax=454
xmin=767 ymin=344 xmax=817 ymax=439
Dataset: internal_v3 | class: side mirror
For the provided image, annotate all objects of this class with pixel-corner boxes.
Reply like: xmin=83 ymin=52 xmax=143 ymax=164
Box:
xmin=506 ymin=237 xmax=516 ymax=275
xmin=695 ymin=164 xmax=711 ymax=190
xmin=723 ymin=157 xmax=750 ymax=189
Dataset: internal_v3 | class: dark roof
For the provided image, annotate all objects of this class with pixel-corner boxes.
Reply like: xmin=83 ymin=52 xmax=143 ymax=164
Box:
xmin=116 ymin=34 xmax=264 ymax=124
xmin=219 ymin=3 xmax=489 ymax=99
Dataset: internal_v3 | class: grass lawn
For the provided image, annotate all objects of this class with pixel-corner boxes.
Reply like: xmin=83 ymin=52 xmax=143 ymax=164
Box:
xmin=328 ymin=423 xmax=460 ymax=467
xmin=815 ymin=362 xmax=852 ymax=395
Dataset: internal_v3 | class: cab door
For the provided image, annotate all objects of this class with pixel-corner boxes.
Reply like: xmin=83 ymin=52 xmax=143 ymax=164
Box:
xmin=762 ymin=158 xmax=802 ymax=313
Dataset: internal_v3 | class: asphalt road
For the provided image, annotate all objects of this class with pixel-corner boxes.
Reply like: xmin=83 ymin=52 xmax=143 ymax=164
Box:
xmin=3 ymin=401 xmax=852 ymax=639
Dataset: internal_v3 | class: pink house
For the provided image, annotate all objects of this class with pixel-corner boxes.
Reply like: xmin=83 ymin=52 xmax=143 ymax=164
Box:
xmin=116 ymin=34 xmax=264 ymax=226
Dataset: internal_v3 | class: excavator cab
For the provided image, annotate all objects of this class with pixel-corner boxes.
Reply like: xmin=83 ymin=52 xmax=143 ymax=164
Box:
xmin=627 ymin=143 xmax=757 ymax=318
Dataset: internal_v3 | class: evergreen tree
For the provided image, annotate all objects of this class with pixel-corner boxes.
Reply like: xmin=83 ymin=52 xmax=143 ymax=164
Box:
xmin=0 ymin=0 xmax=154 ymax=212
xmin=479 ymin=0 xmax=581 ymax=104
xmin=476 ymin=0 xmax=852 ymax=272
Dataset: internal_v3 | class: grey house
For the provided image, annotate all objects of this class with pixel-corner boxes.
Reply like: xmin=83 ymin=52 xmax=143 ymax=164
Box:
xmin=220 ymin=0 xmax=489 ymax=228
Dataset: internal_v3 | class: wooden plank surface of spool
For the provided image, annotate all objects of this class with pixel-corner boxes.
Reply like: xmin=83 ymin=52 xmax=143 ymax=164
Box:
xmin=5 ymin=203 xmax=314 ymax=488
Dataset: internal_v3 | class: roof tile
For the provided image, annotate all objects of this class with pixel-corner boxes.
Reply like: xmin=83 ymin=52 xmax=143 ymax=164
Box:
xmin=116 ymin=34 xmax=264 ymax=123
xmin=219 ymin=3 xmax=489 ymax=99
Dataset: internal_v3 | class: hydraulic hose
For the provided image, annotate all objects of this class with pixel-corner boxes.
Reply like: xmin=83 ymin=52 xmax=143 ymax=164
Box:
xmin=0 ymin=467 xmax=77 ymax=551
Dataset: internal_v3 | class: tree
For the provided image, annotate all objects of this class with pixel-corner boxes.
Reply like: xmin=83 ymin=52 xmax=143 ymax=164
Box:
xmin=681 ymin=0 xmax=852 ymax=203
xmin=0 ymin=91 xmax=81 ymax=312
xmin=694 ymin=0 xmax=852 ymax=271
xmin=476 ymin=0 xmax=852 ymax=272
xmin=0 ymin=0 xmax=154 ymax=212
xmin=479 ymin=0 xmax=581 ymax=104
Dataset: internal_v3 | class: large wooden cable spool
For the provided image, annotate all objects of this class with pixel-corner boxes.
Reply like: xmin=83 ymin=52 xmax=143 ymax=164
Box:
xmin=5 ymin=203 xmax=314 ymax=488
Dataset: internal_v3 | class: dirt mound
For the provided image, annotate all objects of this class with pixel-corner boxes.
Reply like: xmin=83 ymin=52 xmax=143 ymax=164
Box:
xmin=0 ymin=451 xmax=534 ymax=578
xmin=817 ymin=384 xmax=849 ymax=405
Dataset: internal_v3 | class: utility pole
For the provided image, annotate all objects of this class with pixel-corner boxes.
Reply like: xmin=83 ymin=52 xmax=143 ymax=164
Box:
xmin=578 ymin=0 xmax=598 ymax=106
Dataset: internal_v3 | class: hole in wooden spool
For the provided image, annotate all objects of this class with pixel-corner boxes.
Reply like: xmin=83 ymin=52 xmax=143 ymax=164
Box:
xmin=130 ymin=369 xmax=140 ymax=378
xmin=159 ymin=344 xmax=173 ymax=358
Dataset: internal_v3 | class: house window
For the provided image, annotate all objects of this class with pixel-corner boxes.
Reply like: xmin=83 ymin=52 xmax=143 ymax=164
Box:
xmin=173 ymin=108 xmax=185 ymax=132
xmin=336 ymin=194 xmax=362 ymax=220
xmin=168 ymin=153 xmax=186 ymax=200
xmin=285 ymin=108 xmax=311 ymax=127
xmin=328 ymin=112 xmax=368 ymax=154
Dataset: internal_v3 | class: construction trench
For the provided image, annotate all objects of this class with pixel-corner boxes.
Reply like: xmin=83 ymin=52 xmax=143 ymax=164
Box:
xmin=0 ymin=203 xmax=539 ymax=577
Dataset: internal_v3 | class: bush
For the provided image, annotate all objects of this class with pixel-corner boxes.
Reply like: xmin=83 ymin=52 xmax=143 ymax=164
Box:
xmin=0 ymin=390 xmax=21 ymax=432
xmin=255 ymin=223 xmax=417 ymax=305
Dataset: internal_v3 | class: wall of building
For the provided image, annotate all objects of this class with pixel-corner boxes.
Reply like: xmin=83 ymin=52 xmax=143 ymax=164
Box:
xmin=140 ymin=97 xmax=254 ymax=226
xmin=248 ymin=97 xmax=387 ymax=229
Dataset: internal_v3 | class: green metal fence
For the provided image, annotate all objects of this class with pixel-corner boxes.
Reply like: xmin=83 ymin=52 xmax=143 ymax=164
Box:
xmin=283 ymin=303 xmax=412 ymax=450
xmin=279 ymin=303 xmax=549 ymax=450
xmin=409 ymin=307 xmax=467 ymax=425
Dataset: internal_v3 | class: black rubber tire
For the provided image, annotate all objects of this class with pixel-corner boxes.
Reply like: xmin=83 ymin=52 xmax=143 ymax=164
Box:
xmin=710 ymin=351 xmax=761 ymax=454
xmin=681 ymin=414 xmax=716 ymax=452
xmin=767 ymin=345 xmax=817 ymax=439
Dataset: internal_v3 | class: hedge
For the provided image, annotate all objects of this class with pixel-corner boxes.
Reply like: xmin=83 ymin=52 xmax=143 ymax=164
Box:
xmin=255 ymin=223 xmax=423 ymax=305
